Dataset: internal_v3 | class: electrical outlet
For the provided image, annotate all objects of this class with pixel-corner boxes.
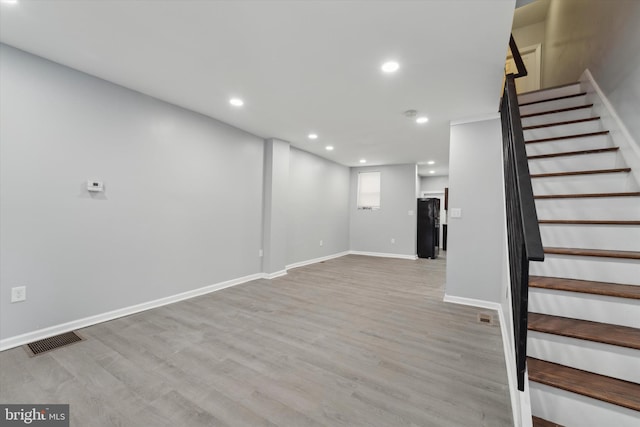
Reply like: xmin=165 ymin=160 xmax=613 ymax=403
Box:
xmin=319 ymin=240 xmax=323 ymax=247
xmin=11 ymin=286 xmax=26 ymax=303
xmin=258 ymin=249 xmax=263 ymax=257
xmin=391 ymin=238 xmax=395 ymax=244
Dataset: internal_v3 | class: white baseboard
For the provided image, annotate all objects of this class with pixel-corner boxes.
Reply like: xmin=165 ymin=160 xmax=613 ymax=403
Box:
xmin=442 ymin=294 xmax=502 ymax=311
xmin=286 ymin=251 xmax=349 ymax=270
xmin=264 ymin=270 xmax=287 ymax=279
xmin=349 ymin=250 xmax=418 ymax=260
xmin=0 ymin=272 xmax=264 ymax=352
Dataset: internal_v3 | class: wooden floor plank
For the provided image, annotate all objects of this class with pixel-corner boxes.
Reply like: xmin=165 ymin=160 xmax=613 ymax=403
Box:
xmin=528 ymin=358 xmax=640 ymax=412
xmin=529 ymin=276 xmax=640 ymax=300
xmin=0 ymin=255 xmax=513 ymax=427
xmin=531 ymin=168 xmax=631 ymax=178
xmin=543 ymin=247 xmax=640 ymax=260
xmin=538 ymin=220 xmax=640 ymax=225
xmin=532 ymin=415 xmax=564 ymax=427
xmin=519 ymin=92 xmax=587 ymax=107
xmin=526 ymin=130 xmax=609 ymax=144
xmin=528 ymin=313 xmax=640 ymax=350
xmin=528 ymin=147 xmax=618 ymax=160
xmin=520 ymin=104 xmax=593 ymax=119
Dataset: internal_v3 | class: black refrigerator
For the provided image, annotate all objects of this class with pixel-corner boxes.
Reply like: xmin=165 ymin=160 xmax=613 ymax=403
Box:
xmin=417 ymin=198 xmax=440 ymax=259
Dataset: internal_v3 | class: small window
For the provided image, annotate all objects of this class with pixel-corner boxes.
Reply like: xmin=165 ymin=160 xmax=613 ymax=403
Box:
xmin=357 ymin=171 xmax=380 ymax=210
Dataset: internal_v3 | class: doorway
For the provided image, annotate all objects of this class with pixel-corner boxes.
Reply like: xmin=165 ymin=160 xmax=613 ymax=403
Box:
xmin=506 ymin=43 xmax=541 ymax=94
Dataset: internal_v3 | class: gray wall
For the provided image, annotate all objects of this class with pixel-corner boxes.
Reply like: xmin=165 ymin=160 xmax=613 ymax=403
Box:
xmin=349 ymin=164 xmax=418 ymax=257
xmin=0 ymin=45 xmax=264 ymax=340
xmin=287 ymin=148 xmax=350 ymax=265
xmin=543 ymin=0 xmax=640 ymax=145
xmin=420 ymin=175 xmax=449 ymax=194
xmin=445 ymin=117 xmax=507 ymax=303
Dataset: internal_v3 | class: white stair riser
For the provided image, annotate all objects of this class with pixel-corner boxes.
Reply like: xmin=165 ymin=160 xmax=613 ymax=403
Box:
xmin=525 ymin=135 xmax=611 ymax=156
xmin=534 ymin=197 xmax=640 ymax=221
xmin=520 ymin=95 xmax=588 ymax=115
xmin=530 ymin=382 xmax=640 ymax=427
xmin=528 ymin=287 xmax=640 ymax=327
xmin=518 ymin=84 xmax=583 ymax=104
xmin=528 ymin=152 xmax=624 ymax=174
xmin=532 ymin=172 xmax=636 ymax=195
xmin=528 ymin=332 xmax=640 ymax=383
xmin=539 ymin=224 xmax=640 ymax=252
xmin=524 ymin=120 xmax=603 ymax=141
xmin=522 ymin=107 xmax=595 ymax=127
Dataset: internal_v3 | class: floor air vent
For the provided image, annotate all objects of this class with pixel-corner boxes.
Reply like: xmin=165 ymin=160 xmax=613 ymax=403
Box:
xmin=477 ymin=312 xmax=494 ymax=325
xmin=24 ymin=331 xmax=84 ymax=356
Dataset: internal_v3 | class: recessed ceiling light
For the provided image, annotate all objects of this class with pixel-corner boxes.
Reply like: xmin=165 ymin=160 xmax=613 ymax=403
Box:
xmin=325 ymin=146 xmax=334 ymax=151
xmin=429 ymin=170 xmax=435 ymax=174
xmin=359 ymin=159 xmax=367 ymax=164
xmin=427 ymin=160 xmax=435 ymax=165
xmin=308 ymin=133 xmax=318 ymax=140
xmin=416 ymin=116 xmax=429 ymax=124
xmin=1 ymin=0 xmax=18 ymax=4
xmin=229 ymin=98 xmax=244 ymax=107
xmin=381 ymin=61 xmax=400 ymax=73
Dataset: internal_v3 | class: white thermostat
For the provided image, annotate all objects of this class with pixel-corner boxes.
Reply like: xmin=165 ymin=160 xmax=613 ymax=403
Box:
xmin=87 ymin=180 xmax=104 ymax=192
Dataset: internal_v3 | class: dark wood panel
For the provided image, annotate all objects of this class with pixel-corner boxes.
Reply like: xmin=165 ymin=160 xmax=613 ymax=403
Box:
xmin=528 ymin=313 xmax=640 ymax=350
xmin=528 ymin=358 xmax=640 ymax=412
xmin=519 ymin=92 xmax=587 ymax=107
xmin=521 ymin=104 xmax=593 ymax=119
xmin=523 ymin=117 xmax=600 ymax=130
xmin=535 ymin=192 xmax=640 ymax=199
xmin=532 ymin=416 xmax=563 ymax=427
xmin=530 ymin=276 xmax=640 ymax=299
xmin=531 ymin=168 xmax=630 ymax=178
xmin=538 ymin=220 xmax=640 ymax=225
xmin=543 ymin=247 xmax=640 ymax=260
xmin=526 ymin=131 xmax=609 ymax=144
xmin=527 ymin=147 xmax=618 ymax=160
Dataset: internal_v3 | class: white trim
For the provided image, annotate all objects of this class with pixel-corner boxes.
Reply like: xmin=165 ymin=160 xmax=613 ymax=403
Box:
xmin=264 ymin=270 xmax=287 ymax=279
xmin=580 ymin=69 xmax=640 ymax=186
xmin=349 ymin=250 xmax=418 ymax=260
xmin=0 ymin=272 xmax=264 ymax=352
xmin=286 ymin=251 xmax=349 ymax=270
xmin=450 ymin=112 xmax=500 ymax=127
xmin=442 ymin=294 xmax=501 ymax=311
xmin=582 ymin=69 xmax=639 ymax=152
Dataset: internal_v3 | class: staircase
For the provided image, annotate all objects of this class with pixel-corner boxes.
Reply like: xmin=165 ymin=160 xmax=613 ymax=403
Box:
xmin=518 ymin=83 xmax=640 ymax=427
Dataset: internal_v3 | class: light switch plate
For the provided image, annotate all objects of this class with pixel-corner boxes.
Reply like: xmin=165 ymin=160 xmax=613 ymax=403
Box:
xmin=450 ymin=208 xmax=462 ymax=218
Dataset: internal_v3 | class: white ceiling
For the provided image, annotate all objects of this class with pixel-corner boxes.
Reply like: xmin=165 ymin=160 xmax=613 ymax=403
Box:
xmin=0 ymin=0 xmax=515 ymax=177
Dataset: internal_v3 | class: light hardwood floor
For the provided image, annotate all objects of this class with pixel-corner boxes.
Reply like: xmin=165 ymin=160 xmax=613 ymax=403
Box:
xmin=0 ymin=255 xmax=512 ymax=426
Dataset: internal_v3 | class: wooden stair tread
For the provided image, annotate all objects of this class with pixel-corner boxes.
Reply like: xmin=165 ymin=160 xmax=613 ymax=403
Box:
xmin=539 ymin=220 xmax=640 ymax=225
xmin=529 ymin=276 xmax=640 ymax=299
xmin=519 ymin=92 xmax=587 ymax=107
xmin=535 ymin=192 xmax=640 ymax=199
xmin=531 ymin=168 xmax=631 ymax=178
xmin=532 ymin=416 xmax=564 ymax=427
xmin=527 ymin=357 xmax=640 ymax=411
xmin=521 ymin=104 xmax=594 ymax=119
xmin=523 ymin=117 xmax=601 ymax=130
xmin=526 ymin=131 xmax=609 ymax=144
xmin=528 ymin=313 xmax=640 ymax=350
xmin=544 ymin=247 xmax=640 ymax=259
xmin=528 ymin=147 xmax=618 ymax=160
